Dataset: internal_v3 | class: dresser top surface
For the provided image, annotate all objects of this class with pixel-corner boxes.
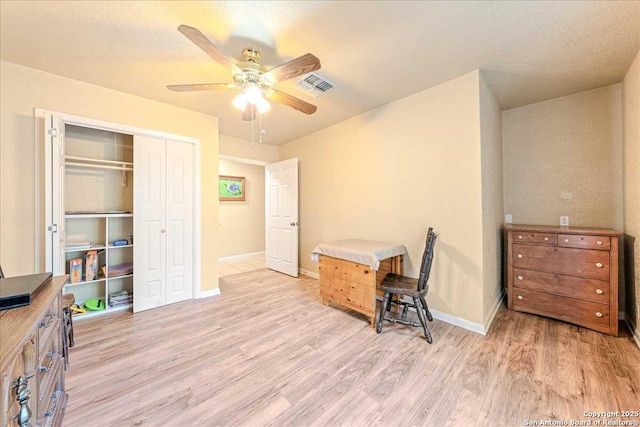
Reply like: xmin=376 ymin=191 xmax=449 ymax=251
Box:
xmin=0 ymin=275 xmax=67 ymax=366
xmin=505 ymin=224 xmax=622 ymax=236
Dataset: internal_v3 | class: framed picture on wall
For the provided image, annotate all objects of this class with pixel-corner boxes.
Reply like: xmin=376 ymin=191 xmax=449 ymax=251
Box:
xmin=219 ymin=175 xmax=246 ymax=201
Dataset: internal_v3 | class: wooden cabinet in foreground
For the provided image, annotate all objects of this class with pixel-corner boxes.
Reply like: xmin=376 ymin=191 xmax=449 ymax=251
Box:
xmin=506 ymin=224 xmax=621 ymax=336
xmin=1 ymin=275 xmax=67 ymax=426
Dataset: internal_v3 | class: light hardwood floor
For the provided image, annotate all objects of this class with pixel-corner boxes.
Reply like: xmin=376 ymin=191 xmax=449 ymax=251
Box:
xmin=63 ymin=269 xmax=640 ymax=426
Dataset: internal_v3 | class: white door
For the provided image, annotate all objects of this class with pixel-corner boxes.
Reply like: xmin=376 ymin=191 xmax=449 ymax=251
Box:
xmin=165 ymin=141 xmax=194 ymax=304
xmin=265 ymin=158 xmax=299 ymax=277
xmin=134 ymin=136 xmax=195 ymax=312
xmin=44 ymin=112 xmax=65 ymax=275
xmin=134 ymin=135 xmax=167 ymax=312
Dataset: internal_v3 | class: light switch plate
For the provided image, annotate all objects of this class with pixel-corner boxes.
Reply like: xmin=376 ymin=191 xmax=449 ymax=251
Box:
xmin=560 ymin=216 xmax=569 ymax=226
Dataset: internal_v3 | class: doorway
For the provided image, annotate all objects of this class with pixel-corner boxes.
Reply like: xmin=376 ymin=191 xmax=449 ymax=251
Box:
xmin=218 ymin=157 xmax=266 ymax=277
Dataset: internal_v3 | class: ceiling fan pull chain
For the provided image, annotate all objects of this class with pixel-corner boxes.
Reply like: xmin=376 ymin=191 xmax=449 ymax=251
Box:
xmin=259 ymin=110 xmax=263 ymax=144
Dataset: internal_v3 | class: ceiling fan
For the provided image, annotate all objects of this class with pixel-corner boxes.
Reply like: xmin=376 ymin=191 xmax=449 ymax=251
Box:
xmin=168 ymin=25 xmax=321 ymax=121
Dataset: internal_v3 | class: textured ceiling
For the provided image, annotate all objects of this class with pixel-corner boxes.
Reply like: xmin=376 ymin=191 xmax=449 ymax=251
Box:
xmin=1 ymin=1 xmax=639 ymax=145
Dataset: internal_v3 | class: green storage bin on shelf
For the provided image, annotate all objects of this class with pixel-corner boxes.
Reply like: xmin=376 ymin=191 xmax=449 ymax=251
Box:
xmin=84 ymin=298 xmax=106 ymax=311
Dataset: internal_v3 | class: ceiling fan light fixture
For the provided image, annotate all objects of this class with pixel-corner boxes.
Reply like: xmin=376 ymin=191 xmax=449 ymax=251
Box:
xmin=245 ymin=86 xmax=264 ymax=105
xmin=256 ymin=97 xmax=271 ymax=114
xmin=232 ymin=93 xmax=248 ymax=111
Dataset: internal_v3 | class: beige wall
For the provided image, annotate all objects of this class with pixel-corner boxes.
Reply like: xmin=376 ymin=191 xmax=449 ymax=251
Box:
xmin=503 ymin=85 xmax=624 ymax=230
xmin=280 ymin=71 xmax=488 ymax=325
xmin=479 ymin=74 xmax=504 ymax=323
xmin=0 ymin=60 xmax=220 ymax=291
xmin=623 ymin=50 xmax=640 ymax=338
xmin=219 ymin=134 xmax=279 ymax=163
xmin=219 ymin=160 xmax=265 ymax=258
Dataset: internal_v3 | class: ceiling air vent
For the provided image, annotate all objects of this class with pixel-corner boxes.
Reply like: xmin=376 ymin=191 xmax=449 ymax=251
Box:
xmin=294 ymin=73 xmax=335 ymax=98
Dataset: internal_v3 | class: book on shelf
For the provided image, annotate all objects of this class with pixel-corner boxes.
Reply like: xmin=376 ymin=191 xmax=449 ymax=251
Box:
xmin=106 ymin=262 xmax=133 ymax=278
xmin=70 ymin=258 xmax=82 ymax=284
xmin=108 ymin=290 xmax=133 ymax=306
xmin=85 ymin=250 xmax=98 ymax=281
xmin=66 ymin=241 xmax=93 ymax=250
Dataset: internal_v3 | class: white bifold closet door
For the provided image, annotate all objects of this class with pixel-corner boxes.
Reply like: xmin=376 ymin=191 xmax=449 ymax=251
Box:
xmin=133 ymin=135 xmax=194 ymax=313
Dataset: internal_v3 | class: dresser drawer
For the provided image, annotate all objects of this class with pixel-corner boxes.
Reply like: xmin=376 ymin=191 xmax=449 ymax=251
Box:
xmin=513 ymin=232 xmax=556 ymax=246
xmin=558 ymin=234 xmax=610 ymax=250
xmin=512 ymin=287 xmax=610 ymax=327
xmin=512 ymin=244 xmax=610 ymax=281
xmin=512 ymin=268 xmax=610 ymax=303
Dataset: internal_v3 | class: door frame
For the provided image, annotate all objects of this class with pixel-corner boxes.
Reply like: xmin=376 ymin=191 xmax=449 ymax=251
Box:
xmin=34 ymin=109 xmax=202 ymax=297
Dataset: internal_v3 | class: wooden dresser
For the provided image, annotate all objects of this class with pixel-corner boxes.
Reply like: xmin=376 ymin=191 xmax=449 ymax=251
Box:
xmin=506 ymin=225 xmax=621 ymax=336
xmin=1 ymin=275 xmax=67 ymax=426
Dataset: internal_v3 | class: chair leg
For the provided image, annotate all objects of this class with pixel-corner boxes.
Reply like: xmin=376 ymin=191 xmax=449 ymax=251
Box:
xmin=62 ymin=308 xmax=70 ymax=369
xmin=377 ymin=292 xmax=391 ymax=334
xmin=419 ymin=296 xmax=433 ymax=322
xmin=413 ymin=297 xmax=433 ymax=344
xmin=68 ymin=311 xmax=75 ymax=347
xmin=401 ymin=304 xmax=409 ymax=321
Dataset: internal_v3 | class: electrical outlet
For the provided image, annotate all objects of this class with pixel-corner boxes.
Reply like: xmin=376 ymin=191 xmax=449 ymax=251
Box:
xmin=505 ymin=214 xmax=513 ymax=224
xmin=560 ymin=216 xmax=569 ymax=226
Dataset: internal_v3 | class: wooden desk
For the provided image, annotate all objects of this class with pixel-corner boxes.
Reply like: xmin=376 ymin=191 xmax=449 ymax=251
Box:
xmin=312 ymin=240 xmax=406 ymax=327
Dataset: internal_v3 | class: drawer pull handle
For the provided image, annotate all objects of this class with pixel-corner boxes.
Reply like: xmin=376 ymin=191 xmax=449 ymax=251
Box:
xmin=564 ymin=238 xmax=570 ymax=243
xmin=518 ymin=235 xmax=522 ymax=239
xmin=517 ymin=275 xmax=523 ymax=280
xmin=517 ymin=254 xmax=523 ymax=259
xmin=595 ymin=312 xmax=603 ymax=318
xmin=517 ymin=295 xmax=523 ymax=300
xmin=39 ymin=366 xmax=50 ymax=373
xmin=596 ymin=263 xmax=603 ymax=268
xmin=597 ymin=241 xmax=603 ymax=245
xmin=544 ymin=237 xmax=549 ymax=241
xmin=596 ymin=289 xmax=604 ymax=295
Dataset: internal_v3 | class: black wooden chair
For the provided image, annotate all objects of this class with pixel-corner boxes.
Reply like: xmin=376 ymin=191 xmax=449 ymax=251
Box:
xmin=376 ymin=227 xmax=437 ymax=343
xmin=0 ymin=265 xmax=4 ymax=278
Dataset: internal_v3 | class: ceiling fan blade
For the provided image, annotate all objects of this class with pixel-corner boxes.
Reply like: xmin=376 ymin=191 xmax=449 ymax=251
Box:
xmin=167 ymin=83 xmax=238 ymax=92
xmin=262 ymin=53 xmax=321 ymax=84
xmin=242 ymin=105 xmax=257 ymax=121
xmin=177 ymin=25 xmax=243 ymax=76
xmin=266 ymin=89 xmax=317 ymax=115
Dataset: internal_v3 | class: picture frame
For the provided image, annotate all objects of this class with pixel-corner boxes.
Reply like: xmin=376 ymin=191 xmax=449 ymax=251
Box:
xmin=219 ymin=175 xmax=246 ymax=201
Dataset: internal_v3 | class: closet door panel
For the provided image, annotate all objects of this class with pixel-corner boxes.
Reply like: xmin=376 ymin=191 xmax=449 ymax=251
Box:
xmin=165 ymin=141 xmax=194 ymax=304
xmin=133 ymin=136 xmax=167 ymax=312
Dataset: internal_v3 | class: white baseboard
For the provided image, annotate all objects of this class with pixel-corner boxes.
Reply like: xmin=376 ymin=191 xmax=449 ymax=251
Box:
xmin=197 ymin=288 xmax=221 ymax=299
xmin=429 ymin=308 xmax=486 ymax=335
xmin=299 ymin=268 xmax=319 ymax=279
xmin=626 ymin=317 xmax=640 ymax=349
xmin=219 ymin=251 xmax=264 ymax=264
xmin=483 ymin=292 xmax=505 ymax=335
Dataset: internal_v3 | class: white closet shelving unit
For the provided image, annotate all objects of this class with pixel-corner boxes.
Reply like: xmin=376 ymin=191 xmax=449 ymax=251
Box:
xmin=59 ymin=124 xmax=135 ymax=318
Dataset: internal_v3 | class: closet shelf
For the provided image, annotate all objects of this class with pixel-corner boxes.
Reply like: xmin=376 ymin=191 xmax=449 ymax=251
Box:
xmin=65 ymin=155 xmax=133 ymax=171
xmin=66 ymin=212 xmax=133 ymax=219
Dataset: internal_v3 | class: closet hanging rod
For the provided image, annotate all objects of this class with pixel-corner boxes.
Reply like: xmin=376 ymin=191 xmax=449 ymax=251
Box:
xmin=66 ymin=162 xmax=133 ymax=172
xmin=65 ymin=155 xmax=133 ymax=166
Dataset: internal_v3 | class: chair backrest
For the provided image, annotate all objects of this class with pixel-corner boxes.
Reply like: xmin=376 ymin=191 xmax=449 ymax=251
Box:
xmin=0 ymin=265 xmax=4 ymax=279
xmin=417 ymin=228 xmax=437 ymax=292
